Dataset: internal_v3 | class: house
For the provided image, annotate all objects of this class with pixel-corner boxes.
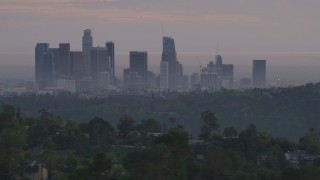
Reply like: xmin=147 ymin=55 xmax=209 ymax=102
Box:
xmin=285 ymin=150 xmax=320 ymax=168
xmin=23 ymin=161 xmax=48 ymax=180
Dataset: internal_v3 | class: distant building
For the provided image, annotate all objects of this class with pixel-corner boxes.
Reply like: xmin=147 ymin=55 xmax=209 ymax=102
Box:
xmin=82 ymin=29 xmax=93 ymax=77
xmin=130 ymin=51 xmax=148 ymax=82
xmin=200 ymin=68 xmax=218 ymax=90
xmin=106 ymin=41 xmax=115 ymax=84
xmin=215 ymin=55 xmax=223 ymax=67
xmin=222 ymin=64 xmax=234 ymax=87
xmin=98 ymin=71 xmax=111 ymax=90
xmin=35 ymin=43 xmax=49 ymax=90
xmin=70 ymin=51 xmax=85 ymax=81
xmin=90 ymin=47 xmax=109 ymax=89
xmin=48 ymin=48 xmax=59 ymax=81
xmin=42 ymin=53 xmax=54 ymax=88
xmin=161 ymin=37 xmax=178 ymax=90
xmin=23 ymin=161 xmax=48 ymax=180
xmin=57 ymin=79 xmax=76 ymax=93
xmin=198 ymin=55 xmax=234 ymax=90
xmin=58 ymin=43 xmax=71 ymax=78
xmin=77 ymin=77 xmax=94 ymax=92
xmin=147 ymin=71 xmax=158 ymax=90
xmin=160 ymin=61 xmax=169 ymax=89
xmin=240 ymin=78 xmax=251 ymax=87
xmin=252 ymin=60 xmax=266 ymax=88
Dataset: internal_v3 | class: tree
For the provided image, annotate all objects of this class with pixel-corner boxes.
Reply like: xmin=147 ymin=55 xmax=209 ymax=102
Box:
xmin=300 ymin=127 xmax=320 ymax=154
xmin=123 ymin=127 xmax=200 ymax=180
xmin=0 ymin=129 xmax=26 ymax=179
xmin=136 ymin=119 xmax=161 ymax=136
xmin=117 ymin=115 xmax=135 ymax=137
xmin=199 ymin=111 xmax=219 ymax=142
xmin=239 ymin=124 xmax=259 ymax=161
xmin=88 ymin=153 xmax=116 ymax=179
xmin=87 ymin=117 xmax=115 ymax=145
xmin=223 ymin=127 xmax=238 ymax=138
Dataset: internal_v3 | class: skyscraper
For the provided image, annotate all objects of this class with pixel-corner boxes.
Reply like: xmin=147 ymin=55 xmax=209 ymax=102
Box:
xmin=161 ymin=37 xmax=177 ymax=90
xmin=160 ymin=61 xmax=169 ymax=89
xmin=91 ymin=47 xmax=109 ymax=89
xmin=70 ymin=51 xmax=85 ymax=81
xmin=58 ymin=43 xmax=71 ymax=78
xmin=252 ymin=60 xmax=266 ymax=88
xmin=200 ymin=64 xmax=219 ymax=91
xmin=222 ymin=64 xmax=234 ymax=86
xmin=48 ymin=48 xmax=59 ymax=81
xmin=42 ymin=53 xmax=54 ymax=88
xmin=35 ymin=43 xmax=49 ymax=90
xmin=129 ymin=51 xmax=148 ymax=81
xmin=215 ymin=55 xmax=223 ymax=67
xmin=82 ymin=29 xmax=93 ymax=77
xmin=106 ymin=41 xmax=115 ymax=84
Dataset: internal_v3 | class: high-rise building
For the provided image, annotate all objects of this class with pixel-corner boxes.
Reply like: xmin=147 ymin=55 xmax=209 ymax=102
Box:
xmin=200 ymin=65 xmax=219 ymax=91
xmin=201 ymin=69 xmax=218 ymax=90
xmin=106 ymin=41 xmax=115 ymax=84
xmin=215 ymin=55 xmax=223 ymax=67
xmin=129 ymin=51 xmax=148 ymax=81
xmin=240 ymin=78 xmax=251 ymax=87
xmin=58 ymin=43 xmax=71 ymax=78
xmin=91 ymin=47 xmax=109 ymax=89
xmin=82 ymin=29 xmax=93 ymax=77
xmin=42 ymin=53 xmax=54 ymax=88
xmin=161 ymin=37 xmax=178 ymax=90
xmin=252 ymin=60 xmax=266 ymax=88
xmin=35 ymin=43 xmax=49 ymax=90
xmin=160 ymin=61 xmax=169 ymax=89
xmin=222 ymin=64 xmax=234 ymax=87
xmin=70 ymin=51 xmax=85 ymax=81
xmin=48 ymin=48 xmax=59 ymax=81
xmin=98 ymin=71 xmax=111 ymax=90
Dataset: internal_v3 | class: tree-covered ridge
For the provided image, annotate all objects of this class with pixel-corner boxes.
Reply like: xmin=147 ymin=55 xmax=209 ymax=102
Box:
xmin=2 ymin=82 xmax=320 ymax=139
xmin=1 ymin=106 xmax=320 ymax=179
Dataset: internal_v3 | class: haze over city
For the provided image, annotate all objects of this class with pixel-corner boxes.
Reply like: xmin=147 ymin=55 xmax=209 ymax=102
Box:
xmin=1 ymin=0 xmax=320 ymax=87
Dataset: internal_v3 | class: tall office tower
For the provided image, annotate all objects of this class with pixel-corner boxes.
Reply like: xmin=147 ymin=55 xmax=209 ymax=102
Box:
xmin=82 ymin=29 xmax=93 ymax=77
xmin=42 ymin=53 xmax=54 ymax=88
xmin=222 ymin=64 xmax=234 ymax=86
xmin=35 ymin=43 xmax=49 ymax=90
xmin=252 ymin=60 xmax=266 ymax=88
xmin=200 ymin=68 xmax=218 ymax=91
xmin=200 ymin=62 xmax=220 ymax=90
xmin=161 ymin=37 xmax=177 ymax=90
xmin=58 ymin=43 xmax=71 ymax=78
xmin=48 ymin=48 xmax=59 ymax=81
xmin=70 ymin=51 xmax=85 ymax=81
xmin=91 ymin=47 xmax=109 ymax=89
xmin=106 ymin=41 xmax=115 ymax=84
xmin=160 ymin=61 xmax=169 ymax=89
xmin=215 ymin=55 xmax=223 ymax=67
xmin=129 ymin=51 xmax=148 ymax=81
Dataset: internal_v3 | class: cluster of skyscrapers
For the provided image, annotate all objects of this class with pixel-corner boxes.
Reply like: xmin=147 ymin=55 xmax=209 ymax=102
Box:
xmin=35 ymin=29 xmax=114 ymax=92
xmin=35 ymin=29 xmax=267 ymax=93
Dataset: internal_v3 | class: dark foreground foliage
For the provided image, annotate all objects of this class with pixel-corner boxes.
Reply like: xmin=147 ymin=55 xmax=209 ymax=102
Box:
xmin=1 ymin=105 xmax=320 ymax=179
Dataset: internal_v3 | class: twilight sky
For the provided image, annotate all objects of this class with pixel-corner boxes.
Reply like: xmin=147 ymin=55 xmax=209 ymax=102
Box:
xmin=1 ymin=0 xmax=320 ymax=53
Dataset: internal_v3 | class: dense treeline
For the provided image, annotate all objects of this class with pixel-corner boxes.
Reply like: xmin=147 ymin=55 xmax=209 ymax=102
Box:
xmin=1 ymin=106 xmax=320 ymax=179
xmin=2 ymin=83 xmax=320 ymax=139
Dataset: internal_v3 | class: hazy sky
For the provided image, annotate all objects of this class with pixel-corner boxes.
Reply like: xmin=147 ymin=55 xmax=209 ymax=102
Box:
xmin=1 ymin=0 xmax=320 ymax=53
